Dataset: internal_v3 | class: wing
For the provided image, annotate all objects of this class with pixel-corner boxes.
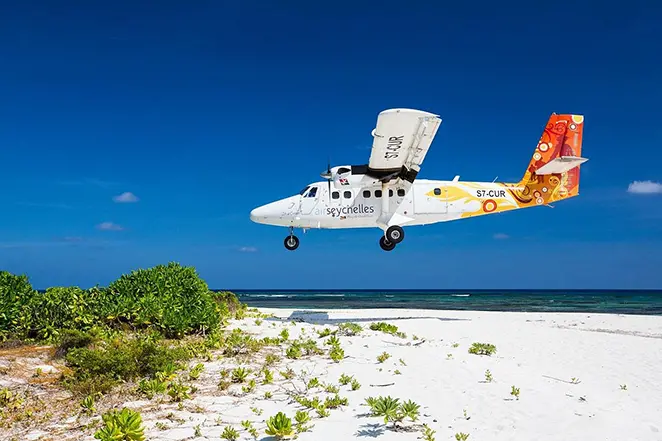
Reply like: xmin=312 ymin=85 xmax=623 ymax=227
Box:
xmin=368 ymin=108 xmax=442 ymax=182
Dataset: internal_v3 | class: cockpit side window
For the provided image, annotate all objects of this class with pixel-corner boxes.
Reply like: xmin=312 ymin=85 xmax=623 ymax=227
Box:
xmin=337 ymin=167 xmax=351 ymax=175
xmin=307 ymin=186 xmax=318 ymax=198
xmin=299 ymin=186 xmax=310 ymax=195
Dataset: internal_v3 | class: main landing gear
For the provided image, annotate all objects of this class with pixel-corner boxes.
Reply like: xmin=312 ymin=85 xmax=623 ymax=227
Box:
xmin=284 ymin=227 xmax=299 ymax=251
xmin=379 ymin=225 xmax=405 ymax=251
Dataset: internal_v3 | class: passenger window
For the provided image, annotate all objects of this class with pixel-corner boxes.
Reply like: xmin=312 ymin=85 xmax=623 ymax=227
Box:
xmin=397 ymin=189 xmax=405 ymax=197
xmin=307 ymin=187 xmax=317 ymax=198
xmin=332 ymin=191 xmax=340 ymax=199
xmin=363 ymin=190 xmax=371 ymax=198
xmin=343 ymin=191 xmax=352 ymax=199
xmin=375 ymin=190 xmax=382 ymax=198
xmin=389 ymin=189 xmax=393 ymax=197
xmin=433 ymin=188 xmax=441 ymax=196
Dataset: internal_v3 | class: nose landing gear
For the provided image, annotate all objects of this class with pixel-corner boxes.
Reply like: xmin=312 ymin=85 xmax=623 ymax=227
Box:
xmin=284 ymin=227 xmax=299 ymax=251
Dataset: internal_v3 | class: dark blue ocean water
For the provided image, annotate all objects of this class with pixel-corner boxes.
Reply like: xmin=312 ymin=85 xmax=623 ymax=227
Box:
xmin=229 ymin=290 xmax=662 ymax=315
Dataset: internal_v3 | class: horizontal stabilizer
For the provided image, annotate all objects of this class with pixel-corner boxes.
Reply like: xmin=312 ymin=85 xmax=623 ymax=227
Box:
xmin=534 ymin=156 xmax=588 ymax=175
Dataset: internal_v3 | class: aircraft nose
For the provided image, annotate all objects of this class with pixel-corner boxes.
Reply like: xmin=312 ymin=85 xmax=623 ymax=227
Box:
xmin=250 ymin=206 xmax=266 ymax=222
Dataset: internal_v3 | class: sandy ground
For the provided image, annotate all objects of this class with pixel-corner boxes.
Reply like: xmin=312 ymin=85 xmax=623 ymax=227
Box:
xmin=7 ymin=308 xmax=662 ymax=441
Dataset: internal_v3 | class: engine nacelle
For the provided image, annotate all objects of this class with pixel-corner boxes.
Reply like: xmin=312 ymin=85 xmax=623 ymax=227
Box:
xmin=321 ymin=165 xmax=381 ymax=190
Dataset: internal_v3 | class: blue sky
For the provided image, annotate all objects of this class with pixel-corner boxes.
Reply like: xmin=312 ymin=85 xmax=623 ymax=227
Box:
xmin=1 ymin=1 xmax=661 ymax=289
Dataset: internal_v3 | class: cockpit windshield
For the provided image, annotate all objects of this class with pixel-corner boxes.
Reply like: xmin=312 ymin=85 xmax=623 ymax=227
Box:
xmin=299 ymin=186 xmax=310 ymax=195
xmin=306 ymin=186 xmax=318 ymax=198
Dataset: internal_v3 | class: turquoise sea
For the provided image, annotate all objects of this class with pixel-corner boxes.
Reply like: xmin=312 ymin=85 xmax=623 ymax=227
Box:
xmin=230 ymin=290 xmax=662 ymax=315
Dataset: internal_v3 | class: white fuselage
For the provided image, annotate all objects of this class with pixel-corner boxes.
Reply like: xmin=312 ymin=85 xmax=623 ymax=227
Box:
xmin=249 ymin=178 xmax=508 ymax=230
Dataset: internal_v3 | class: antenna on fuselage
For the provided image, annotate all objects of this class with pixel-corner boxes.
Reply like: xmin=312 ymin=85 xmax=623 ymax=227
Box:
xmin=320 ymin=157 xmax=333 ymax=202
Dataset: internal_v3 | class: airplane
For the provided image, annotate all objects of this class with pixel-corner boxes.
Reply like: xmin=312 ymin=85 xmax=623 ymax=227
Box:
xmin=250 ymin=108 xmax=588 ymax=251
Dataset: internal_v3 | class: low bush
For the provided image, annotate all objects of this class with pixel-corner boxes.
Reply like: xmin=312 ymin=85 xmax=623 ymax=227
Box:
xmin=0 ymin=263 xmax=243 ymax=342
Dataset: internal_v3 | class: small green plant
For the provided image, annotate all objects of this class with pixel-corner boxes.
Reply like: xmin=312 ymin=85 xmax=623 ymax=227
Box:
xmin=194 ymin=425 xmax=202 ymax=437
xmin=399 ymin=358 xmax=407 ymax=366
xmin=329 ymin=345 xmax=345 ymax=362
xmin=620 ymin=384 xmax=627 ymax=390
xmin=338 ymin=322 xmax=362 ymax=336
xmin=422 ymin=424 xmax=436 ymax=441
xmin=316 ymin=406 xmax=330 ymax=418
xmin=262 ymin=368 xmax=274 ymax=384
xmin=255 ymin=318 xmax=263 ymax=326
xmin=294 ymin=410 xmax=313 ymax=433
xmin=279 ymin=329 xmax=290 ymax=341
xmin=94 ymin=408 xmax=146 ymax=441
xmin=317 ymin=327 xmax=335 ymax=338
xmin=377 ymin=352 xmax=391 ymax=363
xmin=80 ymin=394 xmax=96 ymax=415
xmin=307 ymin=377 xmax=321 ymax=389
xmin=485 ymin=369 xmax=493 ymax=382
xmin=242 ymin=379 xmax=257 ymax=393
xmin=394 ymin=369 xmax=401 ymax=375
xmin=510 ymin=385 xmax=520 ymax=400
xmin=231 ymin=367 xmax=250 ymax=383
xmin=241 ymin=420 xmax=259 ymax=439
xmin=221 ymin=426 xmax=240 ymax=441
xmin=570 ymin=377 xmax=581 ymax=384
xmin=446 ymin=353 xmax=453 ymax=359
xmin=286 ymin=344 xmax=302 ymax=359
xmin=188 ymin=363 xmax=204 ymax=380
xmin=468 ymin=342 xmax=497 ymax=356
xmin=351 ymin=378 xmax=361 ymax=390
xmin=452 ymin=342 xmax=459 ymax=348
xmin=463 ymin=408 xmax=469 ymax=420
xmin=339 ymin=373 xmax=353 ymax=385
xmin=265 ymin=411 xmax=294 ymax=438
xmin=326 ymin=335 xmax=341 ymax=346
xmin=167 ymin=381 xmax=191 ymax=402
xmin=264 ymin=391 xmax=273 ymax=399
xmin=455 ymin=433 xmax=470 ymax=441
xmin=324 ymin=383 xmax=340 ymax=393
xmin=280 ymin=367 xmax=295 ymax=379
xmin=250 ymin=406 xmax=263 ymax=416
xmin=365 ymin=396 xmax=420 ymax=428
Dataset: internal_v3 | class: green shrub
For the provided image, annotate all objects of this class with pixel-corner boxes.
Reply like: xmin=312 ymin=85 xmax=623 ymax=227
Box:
xmin=103 ymin=262 xmax=220 ymax=337
xmin=0 ymin=271 xmax=36 ymax=340
xmin=63 ymin=334 xmax=191 ymax=395
xmin=22 ymin=286 xmax=99 ymax=341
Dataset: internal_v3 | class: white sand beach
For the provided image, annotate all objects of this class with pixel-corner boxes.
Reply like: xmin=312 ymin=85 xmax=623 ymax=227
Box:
xmin=10 ymin=308 xmax=662 ymax=441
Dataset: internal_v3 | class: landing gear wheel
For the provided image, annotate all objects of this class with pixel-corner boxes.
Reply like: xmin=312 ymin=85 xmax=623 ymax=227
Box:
xmin=386 ymin=225 xmax=405 ymax=244
xmin=284 ymin=235 xmax=300 ymax=251
xmin=379 ymin=236 xmax=396 ymax=251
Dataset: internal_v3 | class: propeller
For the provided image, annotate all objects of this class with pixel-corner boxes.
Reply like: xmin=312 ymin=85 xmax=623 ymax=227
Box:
xmin=320 ymin=158 xmax=332 ymax=200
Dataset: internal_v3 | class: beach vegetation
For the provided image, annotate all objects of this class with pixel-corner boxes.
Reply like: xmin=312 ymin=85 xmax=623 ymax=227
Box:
xmin=365 ymin=395 xmax=421 ymax=428
xmin=264 ymin=391 xmax=273 ymax=399
xmin=369 ymin=322 xmax=407 ymax=338
xmin=279 ymin=329 xmax=290 ymax=341
xmin=399 ymin=358 xmax=407 ymax=366
xmin=620 ymin=384 xmax=627 ymax=390
xmin=280 ymin=367 xmax=295 ymax=379
xmin=329 ymin=344 xmax=345 ymax=362
xmin=265 ymin=411 xmax=294 ymax=438
xmin=307 ymin=377 xmax=321 ymax=389
xmin=421 ymin=424 xmax=436 ymax=441
xmin=510 ymin=385 xmax=520 ymax=400
xmin=324 ymin=394 xmax=348 ymax=409
xmin=377 ymin=352 xmax=391 ymax=363
xmin=241 ymin=420 xmax=259 ymax=439
xmin=485 ymin=369 xmax=493 ymax=382
xmin=324 ymin=383 xmax=339 ymax=393
xmin=188 ymin=362 xmax=204 ymax=380
xmin=468 ymin=342 xmax=497 ymax=356
xmin=570 ymin=377 xmax=581 ymax=384
xmin=231 ymin=367 xmax=250 ymax=383
xmin=93 ymin=407 xmax=145 ymax=441
xmin=351 ymin=378 xmax=361 ymax=390
xmin=446 ymin=353 xmax=453 ymax=359
xmin=337 ymin=322 xmax=363 ymax=336
xmin=221 ymin=426 xmax=240 ymax=441
xmin=325 ymin=335 xmax=341 ymax=346
xmin=316 ymin=406 xmax=330 ymax=418
xmin=294 ymin=410 xmax=313 ymax=433
xmin=339 ymin=373 xmax=353 ymax=385
xmin=250 ymin=406 xmax=263 ymax=416
xmin=262 ymin=368 xmax=274 ymax=384
xmin=317 ymin=327 xmax=336 ymax=338
xmin=455 ymin=432 xmax=470 ymax=440
xmin=394 ymin=369 xmax=401 ymax=375
xmin=452 ymin=342 xmax=459 ymax=348
xmin=254 ymin=319 xmax=263 ymax=326
xmin=241 ymin=379 xmax=257 ymax=394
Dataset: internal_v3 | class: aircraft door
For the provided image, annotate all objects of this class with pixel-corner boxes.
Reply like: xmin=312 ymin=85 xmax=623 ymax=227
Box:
xmin=299 ymin=185 xmax=320 ymax=215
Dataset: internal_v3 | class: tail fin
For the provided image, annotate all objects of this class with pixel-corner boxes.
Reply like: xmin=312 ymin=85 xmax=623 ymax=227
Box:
xmin=514 ymin=113 xmax=587 ymax=205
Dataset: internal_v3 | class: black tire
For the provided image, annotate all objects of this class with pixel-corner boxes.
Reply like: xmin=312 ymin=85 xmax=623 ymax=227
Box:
xmin=386 ymin=225 xmax=404 ymax=244
xmin=379 ymin=236 xmax=396 ymax=251
xmin=284 ymin=235 xmax=300 ymax=251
